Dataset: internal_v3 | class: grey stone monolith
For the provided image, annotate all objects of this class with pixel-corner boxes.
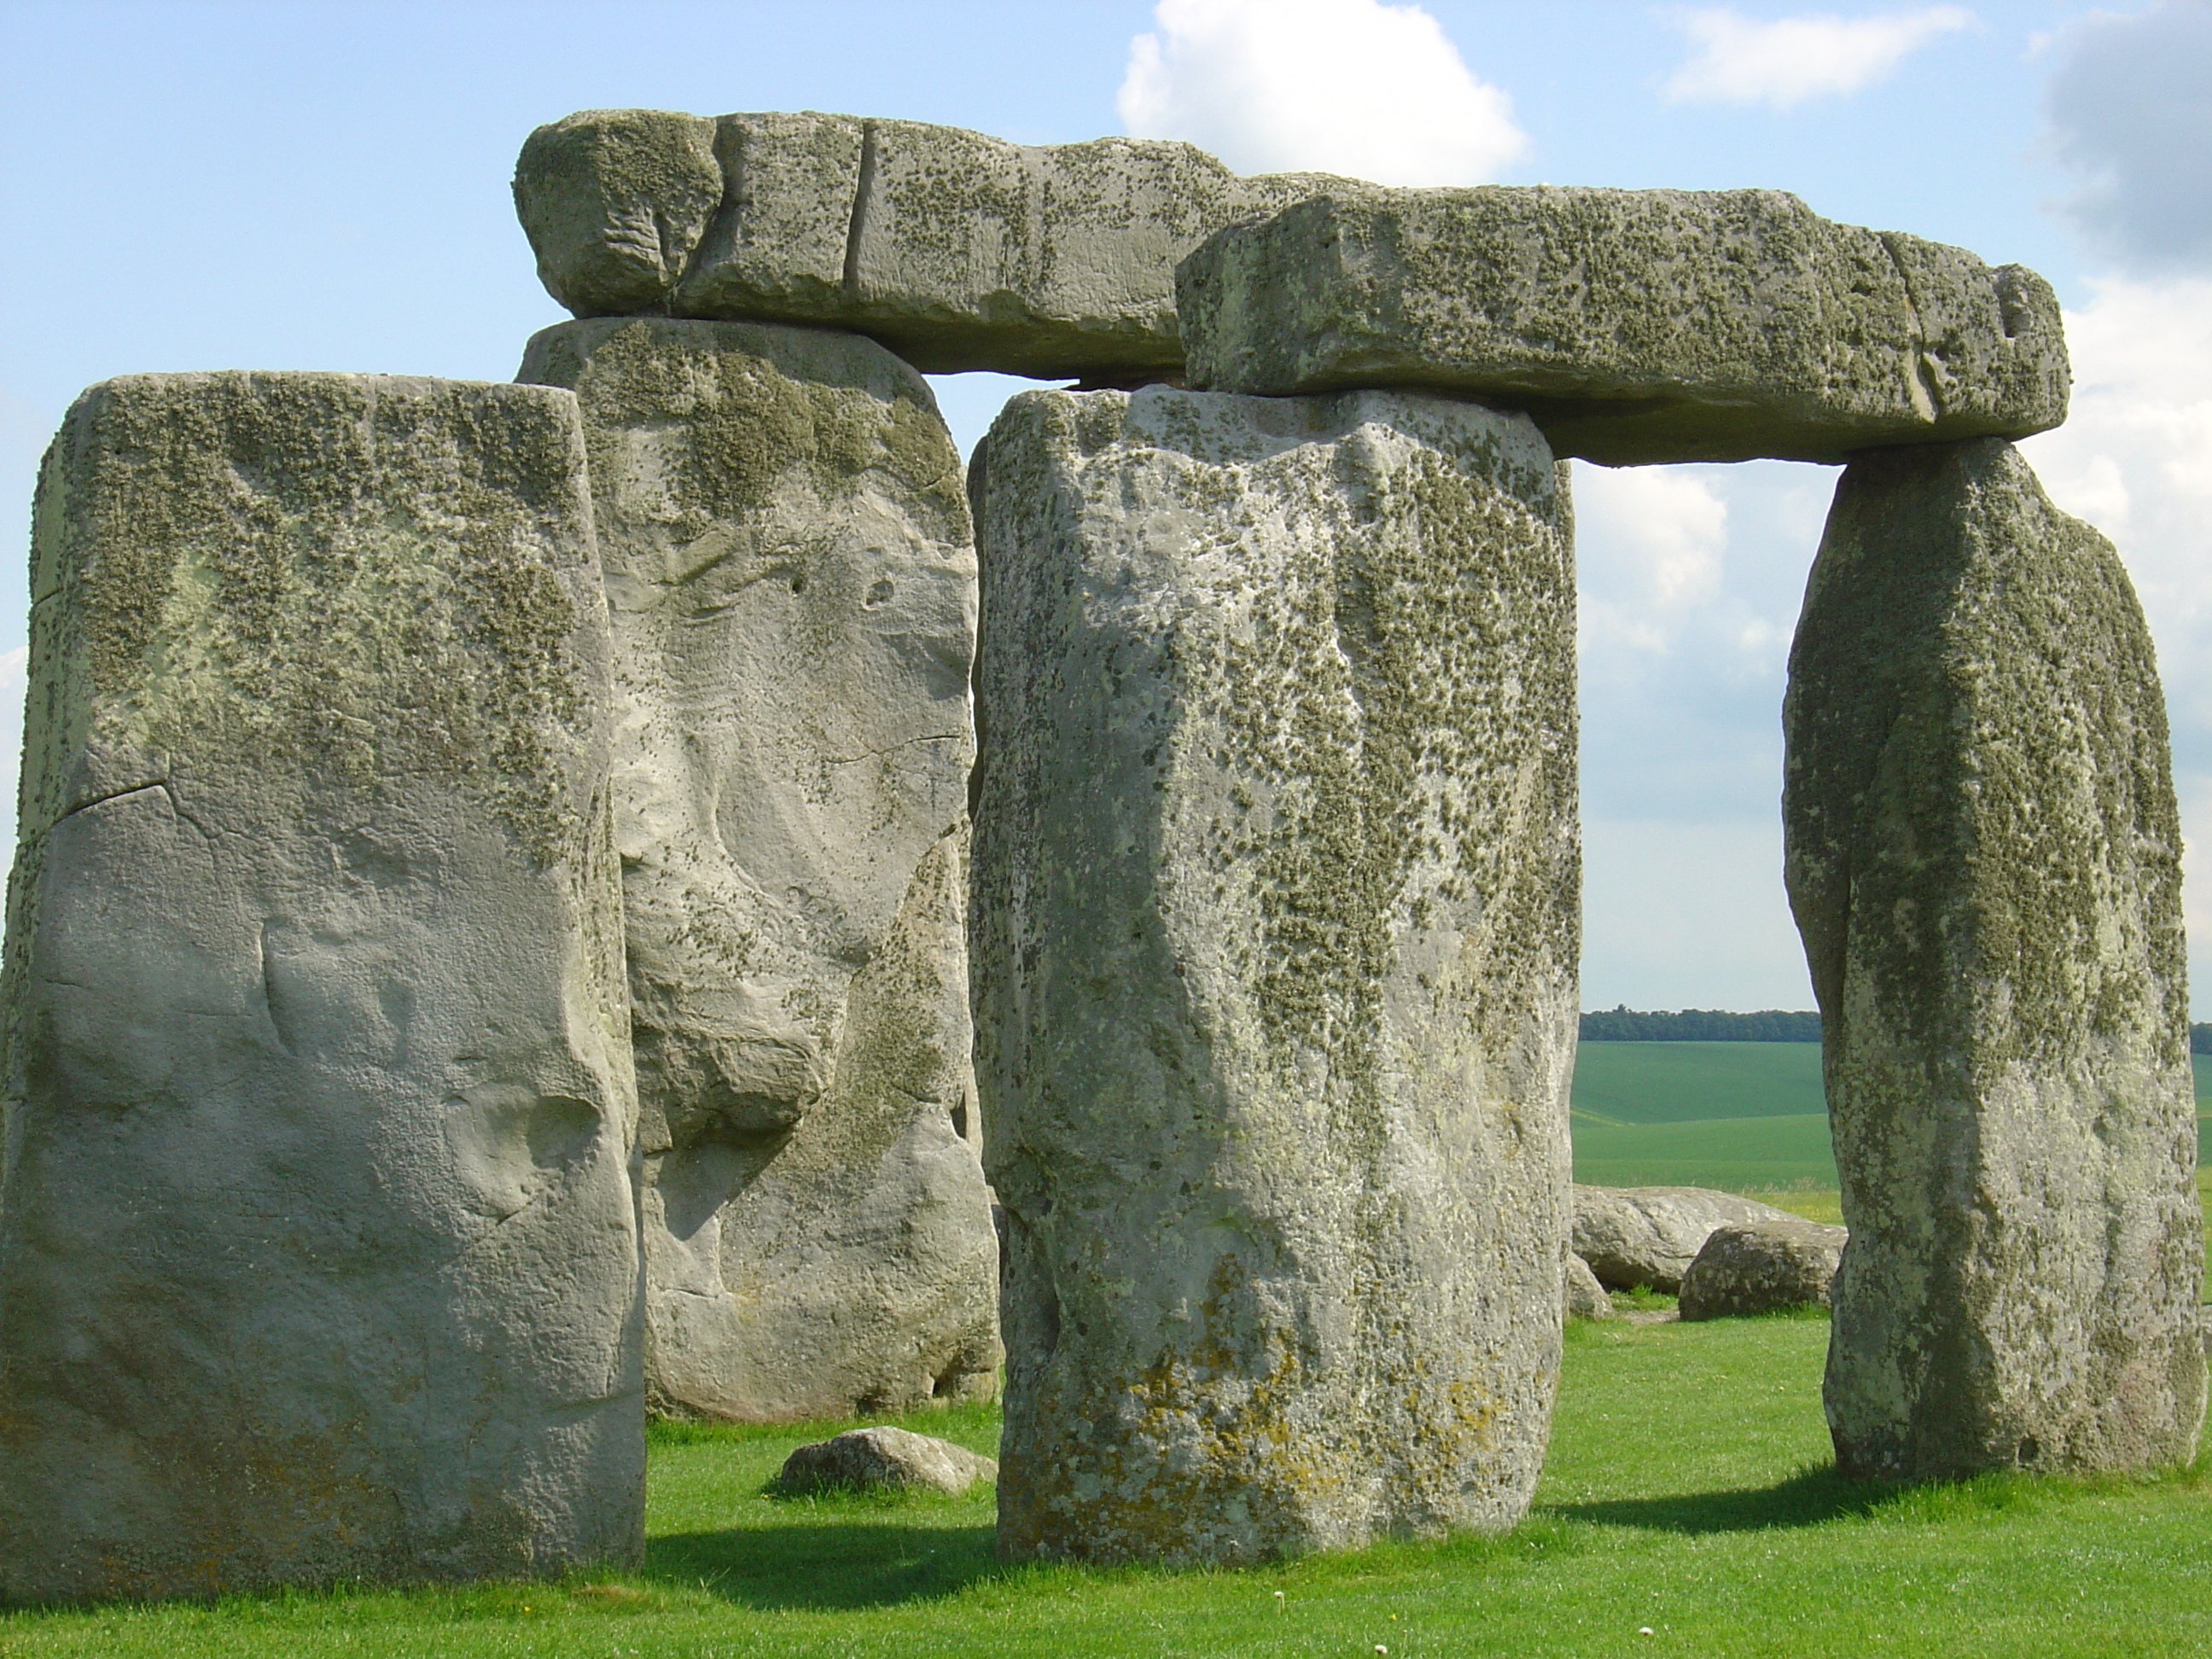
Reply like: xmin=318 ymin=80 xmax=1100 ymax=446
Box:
xmin=0 ymin=372 xmax=643 ymax=1601
xmin=1571 ymin=1185 xmax=1803 ymax=1293
xmin=1177 ymin=189 xmax=2069 ymax=465
xmin=517 ymin=317 xmax=998 ymax=1422
xmin=970 ymin=385 xmax=1578 ymax=1563
xmin=514 ymin=108 xmax=1348 ymax=381
xmin=1784 ymin=435 xmax=2206 ymax=1481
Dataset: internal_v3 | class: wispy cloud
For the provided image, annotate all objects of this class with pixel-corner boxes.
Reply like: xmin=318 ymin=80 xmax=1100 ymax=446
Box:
xmin=1663 ymin=6 xmax=1973 ymax=112
xmin=1117 ymin=0 xmax=1526 ymax=183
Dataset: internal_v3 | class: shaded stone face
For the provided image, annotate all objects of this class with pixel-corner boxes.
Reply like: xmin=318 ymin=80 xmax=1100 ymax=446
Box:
xmin=1784 ymin=436 xmax=2205 ymax=1481
xmin=513 ymin=108 xmax=1349 ymax=381
xmin=1176 ymin=189 xmax=2069 ymax=466
xmin=970 ymin=385 xmax=1578 ymax=1563
xmin=0 ymin=372 xmax=643 ymax=1601
xmin=518 ymin=317 xmax=998 ymax=1422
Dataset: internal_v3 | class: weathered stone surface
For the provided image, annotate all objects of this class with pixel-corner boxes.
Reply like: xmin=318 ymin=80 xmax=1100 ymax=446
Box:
xmin=1565 ymin=1252 xmax=1615 ymax=1320
xmin=515 ymin=108 xmax=1346 ymax=380
xmin=1571 ymin=1185 xmax=1801 ymax=1294
xmin=518 ymin=317 xmax=998 ymax=1422
xmin=970 ymin=385 xmax=1578 ymax=1563
xmin=776 ymin=1426 xmax=998 ymax=1495
xmin=1784 ymin=436 xmax=2206 ymax=1480
xmin=1678 ymin=1220 xmax=1847 ymax=1320
xmin=0 ymin=372 xmax=642 ymax=1601
xmin=515 ymin=109 xmax=725 ymax=317
xmin=1177 ymin=189 xmax=2070 ymax=466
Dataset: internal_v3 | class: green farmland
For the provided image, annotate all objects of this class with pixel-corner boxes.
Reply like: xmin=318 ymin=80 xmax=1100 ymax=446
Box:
xmin=1570 ymin=1041 xmax=2212 ymax=1190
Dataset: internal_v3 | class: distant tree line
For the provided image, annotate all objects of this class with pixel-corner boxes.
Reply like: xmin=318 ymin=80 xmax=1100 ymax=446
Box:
xmin=2195 ymin=1024 xmax=2212 ymax=1055
xmin=1579 ymin=1006 xmax=1822 ymax=1042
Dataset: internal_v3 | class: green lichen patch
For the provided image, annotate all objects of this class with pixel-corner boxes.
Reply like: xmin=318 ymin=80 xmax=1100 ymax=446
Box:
xmin=39 ymin=372 xmax=602 ymax=865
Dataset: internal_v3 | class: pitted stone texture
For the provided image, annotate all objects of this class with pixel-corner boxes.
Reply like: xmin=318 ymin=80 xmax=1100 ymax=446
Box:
xmin=1784 ymin=436 xmax=2205 ymax=1481
xmin=1678 ymin=1220 xmax=1847 ymax=1320
xmin=515 ymin=108 xmax=1347 ymax=380
xmin=1571 ymin=1185 xmax=1802 ymax=1294
xmin=518 ymin=317 xmax=998 ymax=1422
xmin=1564 ymin=1253 xmax=1615 ymax=1321
xmin=1177 ymin=189 xmax=2069 ymax=466
xmin=971 ymin=385 xmax=1578 ymax=1563
xmin=776 ymin=1426 xmax=998 ymax=1495
xmin=0 ymin=372 xmax=642 ymax=1602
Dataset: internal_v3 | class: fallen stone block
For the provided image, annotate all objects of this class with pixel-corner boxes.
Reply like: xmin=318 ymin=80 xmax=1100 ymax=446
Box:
xmin=0 ymin=372 xmax=643 ymax=1601
xmin=1177 ymin=188 xmax=2069 ymax=466
xmin=1785 ymin=435 xmax=2206 ymax=1480
xmin=515 ymin=108 xmax=1347 ymax=380
xmin=1678 ymin=1220 xmax=1847 ymax=1319
xmin=775 ymin=1426 xmax=998 ymax=1496
xmin=518 ymin=317 xmax=998 ymax=1423
xmin=1572 ymin=1185 xmax=1802 ymax=1294
xmin=971 ymin=384 xmax=1579 ymax=1563
xmin=1565 ymin=1252 xmax=1615 ymax=1320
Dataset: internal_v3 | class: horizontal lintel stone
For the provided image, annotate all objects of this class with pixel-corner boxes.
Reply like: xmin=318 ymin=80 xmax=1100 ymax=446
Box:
xmin=1175 ymin=187 xmax=2070 ymax=467
xmin=513 ymin=108 xmax=1352 ymax=381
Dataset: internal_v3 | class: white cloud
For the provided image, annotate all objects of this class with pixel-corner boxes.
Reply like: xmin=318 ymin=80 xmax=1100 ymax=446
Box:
xmin=1663 ymin=6 xmax=1973 ymax=111
xmin=2043 ymin=1 xmax=2212 ymax=275
xmin=2017 ymin=275 xmax=2212 ymax=1006
xmin=1116 ymin=0 xmax=1527 ymax=184
xmin=1576 ymin=466 xmax=1729 ymax=620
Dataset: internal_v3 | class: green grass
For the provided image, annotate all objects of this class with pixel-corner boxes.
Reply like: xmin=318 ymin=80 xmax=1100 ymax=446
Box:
xmin=1570 ymin=1043 xmax=2212 ymax=1190
xmin=5 ymin=1042 xmax=2205 ymax=1654
xmin=1570 ymin=1040 xmax=1828 ymax=1125
xmin=5 ymin=1318 xmax=2208 ymax=1656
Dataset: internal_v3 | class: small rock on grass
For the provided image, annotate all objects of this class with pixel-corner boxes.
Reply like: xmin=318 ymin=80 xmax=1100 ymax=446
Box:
xmin=1678 ymin=1220 xmax=1847 ymax=1320
xmin=776 ymin=1426 xmax=998 ymax=1496
xmin=1564 ymin=1253 xmax=1615 ymax=1321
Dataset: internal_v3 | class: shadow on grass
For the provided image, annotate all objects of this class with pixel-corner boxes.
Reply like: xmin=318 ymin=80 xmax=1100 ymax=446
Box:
xmin=1546 ymin=1462 xmax=1895 ymax=1535
xmin=643 ymin=1520 xmax=1000 ymax=1610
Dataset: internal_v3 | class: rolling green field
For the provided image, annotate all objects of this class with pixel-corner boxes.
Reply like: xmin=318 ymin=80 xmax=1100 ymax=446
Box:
xmin=1569 ymin=1042 xmax=2212 ymax=1191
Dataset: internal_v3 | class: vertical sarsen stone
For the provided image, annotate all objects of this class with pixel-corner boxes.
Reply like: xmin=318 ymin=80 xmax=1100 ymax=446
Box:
xmin=1784 ymin=435 xmax=2205 ymax=1480
xmin=970 ymin=386 xmax=1577 ymax=1562
xmin=0 ymin=372 xmax=643 ymax=1600
xmin=519 ymin=317 xmax=998 ymax=1423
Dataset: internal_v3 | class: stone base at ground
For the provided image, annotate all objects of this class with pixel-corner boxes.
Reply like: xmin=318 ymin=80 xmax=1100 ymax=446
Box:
xmin=776 ymin=1426 xmax=998 ymax=1495
xmin=1571 ymin=1186 xmax=1801 ymax=1294
xmin=972 ymin=385 xmax=1578 ymax=1563
xmin=518 ymin=317 xmax=998 ymax=1422
xmin=0 ymin=372 xmax=643 ymax=1601
xmin=1785 ymin=436 xmax=2205 ymax=1480
xmin=1679 ymin=1221 xmax=1847 ymax=1319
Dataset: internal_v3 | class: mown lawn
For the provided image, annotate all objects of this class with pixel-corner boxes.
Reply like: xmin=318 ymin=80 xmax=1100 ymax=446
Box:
xmin=3 ymin=1313 xmax=2207 ymax=1657
xmin=4 ymin=1041 xmax=2204 ymax=1655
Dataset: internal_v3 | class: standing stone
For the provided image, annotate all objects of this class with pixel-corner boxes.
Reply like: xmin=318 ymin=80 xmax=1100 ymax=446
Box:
xmin=0 ymin=373 xmax=642 ymax=1600
xmin=971 ymin=385 xmax=1578 ymax=1562
xmin=518 ymin=317 xmax=998 ymax=1422
xmin=1784 ymin=436 xmax=2206 ymax=1481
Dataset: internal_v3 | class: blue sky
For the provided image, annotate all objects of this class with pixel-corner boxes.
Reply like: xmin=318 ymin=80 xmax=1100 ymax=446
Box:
xmin=3 ymin=0 xmax=2206 ymax=1011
